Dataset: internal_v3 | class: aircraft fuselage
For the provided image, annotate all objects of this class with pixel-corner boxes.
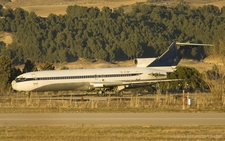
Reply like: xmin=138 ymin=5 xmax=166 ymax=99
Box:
xmin=11 ymin=66 xmax=171 ymax=92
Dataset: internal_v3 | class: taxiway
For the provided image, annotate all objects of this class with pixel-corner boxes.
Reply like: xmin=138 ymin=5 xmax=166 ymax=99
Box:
xmin=1 ymin=113 xmax=224 ymax=126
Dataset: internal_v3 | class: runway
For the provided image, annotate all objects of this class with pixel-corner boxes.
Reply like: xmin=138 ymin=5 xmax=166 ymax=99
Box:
xmin=1 ymin=113 xmax=225 ymax=126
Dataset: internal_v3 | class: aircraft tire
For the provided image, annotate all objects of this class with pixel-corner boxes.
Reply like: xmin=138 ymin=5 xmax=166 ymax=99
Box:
xmin=117 ymin=91 xmax=124 ymax=97
xmin=97 ymin=91 xmax=106 ymax=97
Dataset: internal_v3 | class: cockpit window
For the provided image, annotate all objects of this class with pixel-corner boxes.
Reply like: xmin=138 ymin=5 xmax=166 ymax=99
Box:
xmin=16 ymin=77 xmax=26 ymax=82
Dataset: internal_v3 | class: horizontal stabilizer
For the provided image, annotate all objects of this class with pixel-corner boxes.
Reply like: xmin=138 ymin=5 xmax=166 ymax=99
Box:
xmin=176 ymin=42 xmax=213 ymax=47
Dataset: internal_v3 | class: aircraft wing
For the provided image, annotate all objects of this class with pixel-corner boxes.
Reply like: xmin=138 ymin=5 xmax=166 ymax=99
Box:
xmin=122 ymin=79 xmax=182 ymax=85
xmin=90 ymin=79 xmax=182 ymax=88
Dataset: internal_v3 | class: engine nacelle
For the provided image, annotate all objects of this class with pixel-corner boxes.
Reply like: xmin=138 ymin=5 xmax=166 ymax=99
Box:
xmin=134 ymin=58 xmax=157 ymax=67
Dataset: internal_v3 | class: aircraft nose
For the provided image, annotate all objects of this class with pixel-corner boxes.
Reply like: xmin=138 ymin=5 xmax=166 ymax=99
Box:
xmin=11 ymin=80 xmax=17 ymax=90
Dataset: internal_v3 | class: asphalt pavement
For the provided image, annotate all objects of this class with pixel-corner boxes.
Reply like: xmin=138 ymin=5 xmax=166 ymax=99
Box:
xmin=1 ymin=113 xmax=225 ymax=126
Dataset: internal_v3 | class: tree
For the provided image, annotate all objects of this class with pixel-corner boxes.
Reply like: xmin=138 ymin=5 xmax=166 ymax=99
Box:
xmin=60 ymin=66 xmax=69 ymax=70
xmin=221 ymin=6 xmax=225 ymax=16
xmin=166 ymin=66 xmax=204 ymax=92
xmin=202 ymin=39 xmax=225 ymax=101
xmin=22 ymin=59 xmax=37 ymax=73
xmin=113 ymin=7 xmax=124 ymax=16
xmin=2 ymin=4 xmax=225 ymax=65
xmin=9 ymin=67 xmax=21 ymax=83
xmin=0 ymin=4 xmax=3 ymax=10
xmin=101 ymin=7 xmax=112 ymax=20
xmin=40 ymin=62 xmax=55 ymax=70
xmin=13 ymin=8 xmax=29 ymax=21
xmin=87 ymin=7 xmax=100 ymax=19
xmin=0 ymin=56 xmax=11 ymax=91
xmin=96 ymin=48 xmax=108 ymax=60
xmin=66 ymin=5 xmax=89 ymax=18
xmin=1 ymin=8 xmax=14 ymax=19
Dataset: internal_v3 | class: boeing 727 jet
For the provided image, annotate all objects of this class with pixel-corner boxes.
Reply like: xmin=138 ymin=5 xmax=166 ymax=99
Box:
xmin=11 ymin=42 xmax=212 ymax=96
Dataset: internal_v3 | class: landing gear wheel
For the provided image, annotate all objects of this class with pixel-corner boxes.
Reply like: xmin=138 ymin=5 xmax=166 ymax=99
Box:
xmin=117 ymin=91 xmax=124 ymax=97
xmin=97 ymin=91 xmax=106 ymax=97
xmin=102 ymin=91 xmax=106 ymax=97
xmin=26 ymin=92 xmax=30 ymax=98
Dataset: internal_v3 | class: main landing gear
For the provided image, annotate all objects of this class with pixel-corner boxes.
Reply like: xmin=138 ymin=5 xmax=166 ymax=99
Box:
xmin=95 ymin=86 xmax=125 ymax=97
xmin=115 ymin=90 xmax=124 ymax=97
xmin=96 ymin=90 xmax=106 ymax=96
xmin=114 ymin=85 xmax=125 ymax=97
xmin=96 ymin=90 xmax=124 ymax=97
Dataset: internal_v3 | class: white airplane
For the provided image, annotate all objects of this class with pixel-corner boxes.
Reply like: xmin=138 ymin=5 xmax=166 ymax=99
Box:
xmin=11 ymin=42 xmax=212 ymax=96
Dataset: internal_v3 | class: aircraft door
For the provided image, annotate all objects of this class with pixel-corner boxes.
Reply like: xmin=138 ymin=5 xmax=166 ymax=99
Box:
xmin=136 ymin=72 xmax=141 ymax=80
xmin=95 ymin=74 xmax=98 ymax=80
xmin=32 ymin=73 xmax=38 ymax=86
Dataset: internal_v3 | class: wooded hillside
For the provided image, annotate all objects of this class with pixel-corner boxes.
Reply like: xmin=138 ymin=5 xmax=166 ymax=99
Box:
xmin=0 ymin=4 xmax=225 ymax=64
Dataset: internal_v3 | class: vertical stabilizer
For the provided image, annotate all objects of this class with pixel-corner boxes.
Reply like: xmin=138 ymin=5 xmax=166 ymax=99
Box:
xmin=147 ymin=42 xmax=212 ymax=67
xmin=148 ymin=42 xmax=181 ymax=67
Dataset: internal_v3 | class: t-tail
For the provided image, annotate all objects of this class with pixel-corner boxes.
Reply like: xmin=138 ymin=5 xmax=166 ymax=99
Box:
xmin=147 ymin=41 xmax=213 ymax=67
xmin=134 ymin=41 xmax=212 ymax=68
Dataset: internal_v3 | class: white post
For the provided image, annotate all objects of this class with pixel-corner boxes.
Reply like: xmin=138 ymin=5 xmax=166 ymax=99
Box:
xmin=182 ymin=90 xmax=185 ymax=110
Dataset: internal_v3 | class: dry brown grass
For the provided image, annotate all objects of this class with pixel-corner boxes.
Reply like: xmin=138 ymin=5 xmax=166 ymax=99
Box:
xmin=1 ymin=93 xmax=224 ymax=113
xmin=1 ymin=92 xmax=225 ymax=140
xmin=179 ymin=59 xmax=214 ymax=73
xmin=53 ymin=58 xmax=134 ymax=69
xmin=3 ymin=0 xmax=225 ymax=17
xmin=13 ymin=58 xmax=134 ymax=70
xmin=0 ymin=125 xmax=224 ymax=141
xmin=188 ymin=1 xmax=225 ymax=9
xmin=0 ymin=31 xmax=12 ymax=46
xmin=4 ymin=0 xmax=147 ymax=16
